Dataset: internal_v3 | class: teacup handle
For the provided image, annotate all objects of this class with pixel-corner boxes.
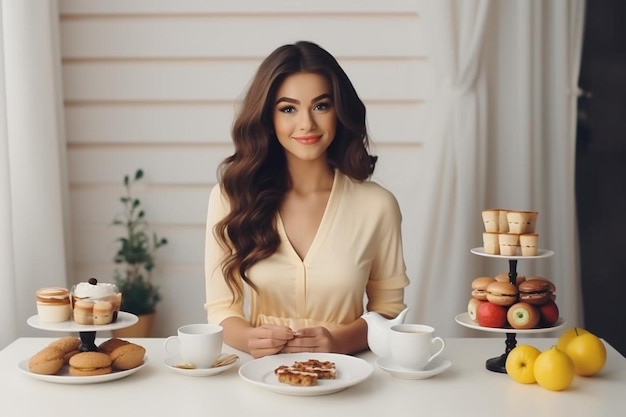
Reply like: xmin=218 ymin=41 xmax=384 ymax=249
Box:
xmin=428 ymin=337 xmax=446 ymax=363
xmin=164 ymin=336 xmax=180 ymax=356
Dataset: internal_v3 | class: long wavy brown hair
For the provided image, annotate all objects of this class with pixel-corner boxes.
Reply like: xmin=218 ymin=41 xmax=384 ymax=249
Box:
xmin=215 ymin=40 xmax=377 ymax=302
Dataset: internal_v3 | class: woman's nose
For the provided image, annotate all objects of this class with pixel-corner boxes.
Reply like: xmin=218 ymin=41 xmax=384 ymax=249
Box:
xmin=298 ymin=111 xmax=316 ymax=131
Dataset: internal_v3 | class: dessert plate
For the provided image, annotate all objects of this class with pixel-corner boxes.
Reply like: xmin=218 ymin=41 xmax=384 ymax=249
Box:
xmin=455 ymin=312 xmax=567 ymax=334
xmin=27 ymin=311 xmax=138 ymax=332
xmin=164 ymin=353 xmax=239 ymax=377
xmin=239 ymin=352 xmax=373 ymax=396
xmin=18 ymin=356 xmax=148 ymax=384
xmin=376 ymin=356 xmax=452 ymax=380
xmin=471 ymin=247 xmax=554 ymax=260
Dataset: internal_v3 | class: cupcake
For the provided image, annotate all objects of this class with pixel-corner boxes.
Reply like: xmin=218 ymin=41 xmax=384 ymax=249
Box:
xmin=520 ymin=233 xmax=539 ymax=256
xmin=36 ymin=287 xmax=71 ymax=323
xmin=482 ymin=232 xmax=500 ymax=255
xmin=498 ymin=233 xmax=520 ymax=256
xmin=71 ymin=278 xmax=121 ymax=325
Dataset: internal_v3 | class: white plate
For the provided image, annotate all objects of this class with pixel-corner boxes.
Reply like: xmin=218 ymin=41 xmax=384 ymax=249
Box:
xmin=27 ymin=311 xmax=138 ymax=332
xmin=164 ymin=353 xmax=239 ymax=377
xmin=238 ymin=353 xmax=373 ymax=396
xmin=455 ymin=312 xmax=567 ymax=334
xmin=471 ymin=247 xmax=554 ymax=259
xmin=376 ymin=356 xmax=452 ymax=380
xmin=18 ymin=356 xmax=148 ymax=384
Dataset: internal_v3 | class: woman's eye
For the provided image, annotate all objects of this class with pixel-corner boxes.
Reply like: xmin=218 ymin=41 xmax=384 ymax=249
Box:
xmin=278 ymin=105 xmax=295 ymax=113
xmin=314 ymin=102 xmax=332 ymax=111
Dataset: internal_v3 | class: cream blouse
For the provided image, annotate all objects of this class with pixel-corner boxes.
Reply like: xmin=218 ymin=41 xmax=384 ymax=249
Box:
xmin=204 ymin=171 xmax=409 ymax=331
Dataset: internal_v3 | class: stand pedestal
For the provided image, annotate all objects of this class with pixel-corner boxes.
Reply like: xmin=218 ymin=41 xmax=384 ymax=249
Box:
xmin=484 ymin=259 xmax=518 ymax=373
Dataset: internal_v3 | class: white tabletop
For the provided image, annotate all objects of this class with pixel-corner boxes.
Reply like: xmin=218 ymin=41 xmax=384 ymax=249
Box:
xmin=1 ymin=337 xmax=625 ymax=417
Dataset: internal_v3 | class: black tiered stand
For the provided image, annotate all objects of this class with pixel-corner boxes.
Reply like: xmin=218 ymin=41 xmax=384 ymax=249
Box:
xmin=455 ymin=248 xmax=563 ymax=374
xmin=485 ymin=259 xmax=519 ymax=373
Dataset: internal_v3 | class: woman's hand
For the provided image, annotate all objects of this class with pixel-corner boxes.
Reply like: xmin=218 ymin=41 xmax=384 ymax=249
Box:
xmin=282 ymin=326 xmax=338 ymax=354
xmin=247 ymin=324 xmax=296 ymax=358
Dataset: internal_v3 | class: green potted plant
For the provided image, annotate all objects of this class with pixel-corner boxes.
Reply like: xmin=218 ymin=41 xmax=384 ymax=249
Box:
xmin=111 ymin=169 xmax=167 ymax=337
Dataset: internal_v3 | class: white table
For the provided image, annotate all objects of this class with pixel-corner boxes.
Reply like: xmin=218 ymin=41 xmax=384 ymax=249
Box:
xmin=1 ymin=337 xmax=625 ymax=417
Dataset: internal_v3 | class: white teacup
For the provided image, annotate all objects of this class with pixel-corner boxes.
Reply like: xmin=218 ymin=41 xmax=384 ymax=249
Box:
xmin=164 ymin=324 xmax=223 ymax=368
xmin=389 ymin=324 xmax=446 ymax=370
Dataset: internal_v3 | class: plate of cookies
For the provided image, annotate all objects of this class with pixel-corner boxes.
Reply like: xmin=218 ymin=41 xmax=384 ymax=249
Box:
xmin=19 ymin=336 xmax=148 ymax=384
xmin=238 ymin=353 xmax=373 ymax=396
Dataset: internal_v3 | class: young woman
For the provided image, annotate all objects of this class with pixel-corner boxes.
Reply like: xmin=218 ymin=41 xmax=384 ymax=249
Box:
xmin=205 ymin=41 xmax=409 ymax=358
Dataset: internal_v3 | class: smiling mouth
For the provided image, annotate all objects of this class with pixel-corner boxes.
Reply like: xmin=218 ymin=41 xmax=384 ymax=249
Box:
xmin=294 ymin=135 xmax=322 ymax=144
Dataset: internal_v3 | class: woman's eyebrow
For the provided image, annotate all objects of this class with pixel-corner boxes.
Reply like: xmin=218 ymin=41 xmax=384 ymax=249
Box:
xmin=275 ymin=93 xmax=332 ymax=106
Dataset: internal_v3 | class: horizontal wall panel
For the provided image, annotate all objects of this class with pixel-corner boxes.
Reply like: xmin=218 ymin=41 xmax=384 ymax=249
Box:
xmin=72 ymin=225 xmax=205 ymax=264
xmin=67 ymin=145 xmax=232 ymax=184
xmin=63 ymin=60 xmax=433 ymax=102
xmin=70 ymin=185 xmax=213 ymax=225
xmin=60 ymin=0 xmax=422 ymax=15
xmin=65 ymin=104 xmax=236 ymax=145
xmin=61 ymin=16 xmax=425 ymax=59
xmin=65 ymin=102 xmax=425 ymax=145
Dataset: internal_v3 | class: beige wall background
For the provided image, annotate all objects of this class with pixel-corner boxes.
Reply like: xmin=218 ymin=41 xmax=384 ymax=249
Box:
xmin=59 ymin=0 xmax=432 ymax=336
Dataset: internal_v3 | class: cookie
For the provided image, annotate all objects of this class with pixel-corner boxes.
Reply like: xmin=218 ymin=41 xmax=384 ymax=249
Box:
xmin=69 ymin=352 xmax=112 ymax=376
xmin=28 ymin=346 xmax=64 ymax=375
xmin=98 ymin=338 xmax=145 ymax=370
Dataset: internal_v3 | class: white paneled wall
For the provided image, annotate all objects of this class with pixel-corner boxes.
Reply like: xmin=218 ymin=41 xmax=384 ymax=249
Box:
xmin=59 ymin=0 xmax=433 ymax=336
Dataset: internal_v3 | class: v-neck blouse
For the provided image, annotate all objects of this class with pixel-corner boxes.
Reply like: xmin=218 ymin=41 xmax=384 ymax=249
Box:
xmin=204 ymin=171 xmax=409 ymax=331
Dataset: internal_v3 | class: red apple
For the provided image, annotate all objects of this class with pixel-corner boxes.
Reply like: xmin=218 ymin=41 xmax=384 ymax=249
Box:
xmin=468 ymin=298 xmax=484 ymax=322
xmin=538 ymin=300 xmax=560 ymax=326
xmin=476 ymin=301 xmax=507 ymax=328
xmin=507 ymin=302 xmax=540 ymax=329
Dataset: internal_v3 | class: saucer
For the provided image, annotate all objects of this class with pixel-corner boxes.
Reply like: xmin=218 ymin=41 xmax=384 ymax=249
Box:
xmin=164 ymin=353 xmax=239 ymax=377
xmin=375 ymin=356 xmax=452 ymax=380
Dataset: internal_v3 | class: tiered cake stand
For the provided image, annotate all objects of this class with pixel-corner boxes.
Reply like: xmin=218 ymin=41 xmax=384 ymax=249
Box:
xmin=455 ymin=247 xmax=566 ymax=373
xmin=27 ymin=312 xmax=138 ymax=352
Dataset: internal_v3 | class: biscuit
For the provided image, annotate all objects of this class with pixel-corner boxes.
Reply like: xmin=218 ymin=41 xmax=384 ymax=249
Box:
xmin=98 ymin=337 xmax=129 ymax=354
xmin=69 ymin=351 xmax=112 ymax=376
xmin=48 ymin=336 xmax=81 ymax=353
xmin=98 ymin=338 xmax=145 ymax=370
xmin=28 ymin=346 xmax=64 ymax=375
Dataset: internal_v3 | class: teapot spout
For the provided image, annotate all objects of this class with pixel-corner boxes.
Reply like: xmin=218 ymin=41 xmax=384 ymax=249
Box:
xmin=392 ymin=307 xmax=410 ymax=325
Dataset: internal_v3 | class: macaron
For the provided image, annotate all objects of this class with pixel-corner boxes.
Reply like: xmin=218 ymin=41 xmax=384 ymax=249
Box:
xmin=518 ymin=277 xmax=554 ymax=305
xmin=494 ymin=272 xmax=526 ymax=286
xmin=69 ymin=352 xmax=112 ymax=376
xmin=471 ymin=277 xmax=495 ymax=301
xmin=486 ymin=281 xmax=518 ymax=306
xmin=28 ymin=346 xmax=64 ymax=375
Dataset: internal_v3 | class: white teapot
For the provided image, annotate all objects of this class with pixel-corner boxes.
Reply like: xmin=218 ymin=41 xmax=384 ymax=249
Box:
xmin=361 ymin=308 xmax=410 ymax=358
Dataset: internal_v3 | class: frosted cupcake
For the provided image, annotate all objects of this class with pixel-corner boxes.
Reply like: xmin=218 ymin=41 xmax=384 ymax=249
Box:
xmin=71 ymin=278 xmax=122 ymax=325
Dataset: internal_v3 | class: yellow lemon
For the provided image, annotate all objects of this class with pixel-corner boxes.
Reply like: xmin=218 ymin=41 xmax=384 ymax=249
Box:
xmin=557 ymin=327 xmax=589 ymax=351
xmin=565 ymin=332 xmax=607 ymax=376
xmin=534 ymin=346 xmax=575 ymax=391
xmin=505 ymin=345 xmax=541 ymax=384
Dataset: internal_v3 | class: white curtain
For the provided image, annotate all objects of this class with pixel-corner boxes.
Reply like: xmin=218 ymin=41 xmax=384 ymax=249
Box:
xmin=412 ymin=0 xmax=585 ymax=336
xmin=410 ymin=0 xmax=492 ymax=336
xmin=0 ymin=0 xmax=70 ymax=349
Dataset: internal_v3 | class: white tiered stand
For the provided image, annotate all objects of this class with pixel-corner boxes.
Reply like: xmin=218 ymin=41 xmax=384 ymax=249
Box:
xmin=455 ymin=247 xmax=566 ymax=373
xmin=27 ymin=311 xmax=138 ymax=352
